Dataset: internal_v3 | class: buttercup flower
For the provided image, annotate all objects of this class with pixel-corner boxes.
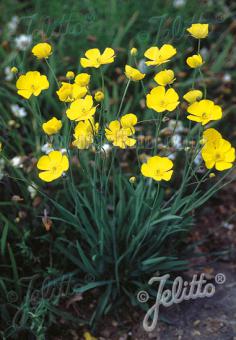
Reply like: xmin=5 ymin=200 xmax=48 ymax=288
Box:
xmin=11 ymin=67 xmax=18 ymax=74
xmin=183 ymin=90 xmax=203 ymax=103
xmin=125 ymin=65 xmax=145 ymax=81
xmin=144 ymin=44 xmax=176 ymax=66
xmin=187 ymin=23 xmax=209 ymax=39
xmin=202 ymin=128 xmax=222 ymax=145
xmin=80 ymin=48 xmax=115 ymax=68
xmin=141 ymin=156 xmax=173 ymax=181
xmin=94 ymin=90 xmax=104 ymax=102
xmin=56 ymin=82 xmax=87 ymax=102
xmin=187 ymin=99 xmax=222 ymax=125
xmin=66 ymin=71 xmax=75 ymax=79
xmin=129 ymin=176 xmax=136 ymax=183
xmin=42 ymin=117 xmax=62 ymax=135
xmin=32 ymin=42 xmax=52 ymax=59
xmin=66 ymin=95 xmax=96 ymax=121
xmin=16 ymin=71 xmax=49 ymax=99
xmin=105 ymin=114 xmax=137 ymax=149
xmin=154 ymin=69 xmax=175 ymax=86
xmin=75 ymin=73 xmax=91 ymax=87
xmin=130 ymin=48 xmax=138 ymax=56
xmin=37 ymin=150 xmax=69 ymax=182
xmin=146 ymin=86 xmax=179 ymax=113
xmin=201 ymin=138 xmax=235 ymax=171
xmin=186 ymin=54 xmax=203 ymax=68
xmin=72 ymin=119 xmax=99 ymax=149
xmin=120 ymin=113 xmax=137 ymax=133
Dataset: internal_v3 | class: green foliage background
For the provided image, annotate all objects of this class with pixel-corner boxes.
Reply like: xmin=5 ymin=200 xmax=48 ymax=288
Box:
xmin=0 ymin=0 xmax=236 ymax=338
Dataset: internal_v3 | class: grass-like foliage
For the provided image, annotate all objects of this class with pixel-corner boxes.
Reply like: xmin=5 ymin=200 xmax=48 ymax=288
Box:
xmin=0 ymin=1 xmax=236 ymax=338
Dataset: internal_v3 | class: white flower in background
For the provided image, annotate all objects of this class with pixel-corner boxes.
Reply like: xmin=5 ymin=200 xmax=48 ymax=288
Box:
xmin=7 ymin=16 xmax=19 ymax=35
xmin=4 ymin=67 xmax=14 ymax=81
xmin=10 ymin=156 xmax=23 ymax=167
xmin=10 ymin=104 xmax=27 ymax=118
xmin=101 ymin=143 xmax=112 ymax=153
xmin=15 ymin=34 xmax=32 ymax=51
xmin=200 ymin=47 xmax=208 ymax=60
xmin=222 ymin=222 xmax=234 ymax=230
xmin=41 ymin=143 xmax=54 ymax=154
xmin=168 ymin=119 xmax=184 ymax=133
xmin=0 ymin=159 xmax=5 ymax=180
xmin=171 ymin=134 xmax=182 ymax=149
xmin=223 ymin=73 xmax=231 ymax=83
xmin=173 ymin=0 xmax=186 ymax=8
xmin=194 ymin=153 xmax=202 ymax=166
xmin=27 ymin=183 xmax=38 ymax=199
xmin=168 ymin=153 xmax=176 ymax=160
xmin=60 ymin=148 xmax=67 ymax=154
xmin=138 ymin=59 xmax=148 ymax=74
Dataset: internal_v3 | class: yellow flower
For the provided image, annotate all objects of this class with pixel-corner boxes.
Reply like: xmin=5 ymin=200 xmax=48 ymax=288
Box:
xmin=187 ymin=99 xmax=222 ymax=125
xmin=11 ymin=66 xmax=18 ymax=73
xmin=186 ymin=54 xmax=203 ymax=68
xmin=187 ymin=23 xmax=209 ymax=39
xmin=37 ymin=151 xmax=69 ymax=182
xmin=146 ymin=86 xmax=179 ymax=113
xmin=125 ymin=65 xmax=145 ymax=81
xmin=130 ymin=47 xmax=138 ymax=56
xmin=202 ymin=128 xmax=222 ymax=144
xmin=83 ymin=331 xmax=97 ymax=340
xmin=144 ymin=44 xmax=176 ymax=66
xmin=16 ymin=71 xmax=49 ymax=99
xmin=120 ymin=113 xmax=138 ymax=133
xmin=129 ymin=176 xmax=136 ymax=183
xmin=183 ymin=90 xmax=203 ymax=103
xmin=105 ymin=113 xmax=137 ymax=149
xmin=42 ymin=117 xmax=62 ymax=135
xmin=56 ymin=82 xmax=87 ymax=102
xmin=75 ymin=73 xmax=91 ymax=87
xmin=80 ymin=48 xmax=115 ymax=68
xmin=154 ymin=69 xmax=175 ymax=86
xmin=66 ymin=71 xmax=75 ymax=79
xmin=94 ymin=90 xmax=104 ymax=102
xmin=201 ymin=138 xmax=235 ymax=171
xmin=72 ymin=119 xmax=99 ymax=149
xmin=66 ymin=95 xmax=96 ymax=121
xmin=141 ymin=156 xmax=173 ymax=181
xmin=31 ymin=42 xmax=52 ymax=59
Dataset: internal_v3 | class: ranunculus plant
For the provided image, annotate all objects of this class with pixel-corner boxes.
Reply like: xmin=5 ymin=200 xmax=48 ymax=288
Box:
xmin=1 ymin=23 xmax=235 ymax=329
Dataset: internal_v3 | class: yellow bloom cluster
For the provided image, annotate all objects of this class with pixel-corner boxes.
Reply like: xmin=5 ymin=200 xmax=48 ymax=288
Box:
xmin=57 ymin=73 xmax=90 ymax=102
xmin=201 ymin=128 xmax=235 ymax=171
xmin=105 ymin=114 xmax=137 ymax=149
xmin=13 ymin=24 xmax=235 ymax=184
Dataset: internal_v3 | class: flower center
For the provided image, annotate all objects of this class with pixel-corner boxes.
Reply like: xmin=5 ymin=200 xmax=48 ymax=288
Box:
xmin=215 ymin=153 xmax=222 ymax=161
xmin=202 ymin=112 xmax=209 ymax=119
xmin=159 ymin=100 xmax=166 ymax=107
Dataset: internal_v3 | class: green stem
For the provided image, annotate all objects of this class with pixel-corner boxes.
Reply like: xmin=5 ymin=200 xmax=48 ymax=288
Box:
xmin=116 ymin=80 xmax=131 ymax=118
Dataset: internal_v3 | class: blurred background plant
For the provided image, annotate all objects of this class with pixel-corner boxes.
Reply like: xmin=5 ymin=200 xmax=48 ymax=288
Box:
xmin=0 ymin=0 xmax=236 ymax=338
